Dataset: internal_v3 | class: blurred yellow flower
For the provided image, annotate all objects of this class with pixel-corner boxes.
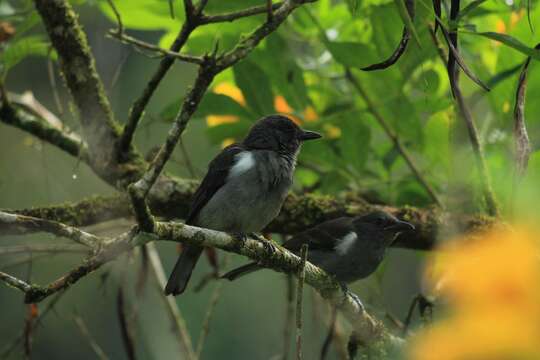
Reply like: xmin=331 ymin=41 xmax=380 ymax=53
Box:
xmin=274 ymin=95 xmax=294 ymax=114
xmin=221 ymin=137 xmax=235 ymax=148
xmin=323 ymin=123 xmax=342 ymax=139
xmin=213 ymin=82 xmax=245 ymax=105
xmin=206 ymin=82 xmax=245 ymax=127
xmin=303 ymin=106 xmax=318 ymax=122
xmin=409 ymin=228 xmax=540 ymax=360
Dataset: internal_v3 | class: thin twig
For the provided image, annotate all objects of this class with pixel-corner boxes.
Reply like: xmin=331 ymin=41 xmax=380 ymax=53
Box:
xmin=108 ymin=31 xmax=204 ymax=65
xmin=0 ymin=271 xmax=31 ymax=292
xmin=345 ymin=70 xmax=443 ymax=207
xmin=200 ymin=2 xmax=283 ymax=24
xmin=0 ymin=210 xmax=100 ymax=247
xmin=146 ymin=243 xmax=195 ymax=360
xmin=195 ymin=260 xmax=228 ymax=360
xmin=320 ymin=306 xmax=337 ymax=360
xmin=282 ymin=274 xmax=295 ymax=360
xmin=105 ymin=0 xmax=123 ymax=34
xmin=295 ymin=244 xmax=308 ymax=360
xmin=74 ymin=315 xmax=110 ymax=360
xmin=117 ymin=285 xmax=137 ymax=360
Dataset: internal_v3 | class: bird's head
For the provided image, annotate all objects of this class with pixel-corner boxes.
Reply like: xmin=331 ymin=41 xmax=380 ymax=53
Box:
xmin=243 ymin=115 xmax=321 ymax=155
xmin=353 ymin=210 xmax=415 ymax=247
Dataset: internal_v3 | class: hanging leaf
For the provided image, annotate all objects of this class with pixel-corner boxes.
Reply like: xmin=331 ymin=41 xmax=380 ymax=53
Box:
xmin=325 ymin=41 xmax=379 ymax=69
xmin=467 ymin=32 xmax=540 ymax=61
xmin=513 ymin=46 xmax=538 ymax=179
xmin=393 ymin=0 xmax=421 ymax=46
xmin=1 ymin=35 xmax=51 ymax=74
xmin=455 ymin=0 xmax=486 ymax=22
xmin=432 ymin=0 xmax=441 ymax=33
xmin=437 ymin=19 xmax=489 ymax=91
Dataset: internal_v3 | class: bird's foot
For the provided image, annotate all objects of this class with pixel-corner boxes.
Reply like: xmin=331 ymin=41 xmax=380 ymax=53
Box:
xmin=231 ymin=232 xmax=248 ymax=244
xmin=340 ymin=283 xmax=365 ymax=311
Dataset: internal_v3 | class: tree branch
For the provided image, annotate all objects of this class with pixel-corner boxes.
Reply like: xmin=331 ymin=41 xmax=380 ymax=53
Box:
xmin=0 ymin=211 xmax=101 ymax=247
xmin=5 ymin=178 xmax=496 ymax=250
xmin=33 ymin=0 xmax=127 ymax=173
xmin=199 ymin=2 xmax=283 ymax=24
xmin=0 ymin=102 xmax=87 ymax=160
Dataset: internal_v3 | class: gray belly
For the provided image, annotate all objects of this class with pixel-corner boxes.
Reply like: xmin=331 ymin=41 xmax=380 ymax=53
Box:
xmin=194 ymin=165 xmax=291 ymax=233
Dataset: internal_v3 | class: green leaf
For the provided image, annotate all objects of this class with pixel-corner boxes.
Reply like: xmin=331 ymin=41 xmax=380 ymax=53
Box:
xmin=337 ymin=112 xmax=371 ymax=172
xmin=456 ymin=0 xmax=487 ymax=22
xmin=393 ymin=0 xmax=421 ymax=46
xmin=98 ymin=0 xmax=181 ymax=31
xmin=255 ymin=33 xmax=310 ymax=110
xmin=1 ymin=35 xmax=50 ymax=73
xmin=465 ymin=32 xmax=540 ymax=61
xmin=325 ymin=41 xmax=379 ymax=68
xmin=233 ymin=59 xmax=274 ymax=116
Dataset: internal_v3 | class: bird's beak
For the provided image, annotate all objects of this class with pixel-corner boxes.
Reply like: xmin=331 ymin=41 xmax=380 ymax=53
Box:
xmin=384 ymin=220 xmax=415 ymax=233
xmin=298 ymin=130 xmax=322 ymax=141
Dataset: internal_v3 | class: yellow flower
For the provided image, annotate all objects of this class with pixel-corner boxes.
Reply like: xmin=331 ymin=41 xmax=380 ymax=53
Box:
xmin=303 ymin=106 xmax=318 ymax=122
xmin=323 ymin=123 xmax=341 ymax=139
xmin=206 ymin=82 xmax=245 ymax=127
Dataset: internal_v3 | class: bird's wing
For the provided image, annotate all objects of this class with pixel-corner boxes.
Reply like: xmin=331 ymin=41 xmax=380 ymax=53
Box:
xmin=186 ymin=144 xmax=244 ymax=225
xmin=282 ymin=217 xmax=355 ymax=252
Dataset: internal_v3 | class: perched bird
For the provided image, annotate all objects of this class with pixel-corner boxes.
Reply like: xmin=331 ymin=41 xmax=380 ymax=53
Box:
xmin=164 ymin=115 xmax=322 ymax=296
xmin=222 ymin=211 xmax=414 ymax=284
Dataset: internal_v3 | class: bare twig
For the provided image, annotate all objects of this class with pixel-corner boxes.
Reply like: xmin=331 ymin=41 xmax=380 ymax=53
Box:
xmin=105 ymin=0 xmax=123 ymax=34
xmin=345 ymin=70 xmax=443 ymax=207
xmin=295 ymin=244 xmax=308 ymax=360
xmin=146 ymin=243 xmax=195 ymax=360
xmin=107 ymin=31 xmax=204 ymax=64
xmin=0 ymin=271 xmax=31 ymax=292
xmin=195 ymin=277 xmax=227 ymax=359
xmin=320 ymin=307 xmax=337 ymax=360
xmin=74 ymin=315 xmax=110 ymax=360
xmin=117 ymin=286 xmax=137 ymax=360
xmin=283 ymin=274 xmax=295 ymax=360
xmin=0 ymin=244 xmax=88 ymax=256
xmin=200 ymin=2 xmax=283 ymax=24
xmin=0 ymin=101 xmax=86 ymax=160
xmin=0 ymin=211 xmax=101 ymax=247
xmin=23 ymin=304 xmax=38 ymax=360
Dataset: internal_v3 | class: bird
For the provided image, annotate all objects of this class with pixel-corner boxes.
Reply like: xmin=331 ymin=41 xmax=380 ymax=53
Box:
xmin=222 ymin=211 xmax=414 ymax=285
xmin=164 ymin=114 xmax=322 ymax=296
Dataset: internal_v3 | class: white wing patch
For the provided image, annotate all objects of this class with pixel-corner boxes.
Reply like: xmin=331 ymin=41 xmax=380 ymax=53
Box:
xmin=335 ymin=232 xmax=357 ymax=256
xmin=229 ymin=151 xmax=255 ymax=178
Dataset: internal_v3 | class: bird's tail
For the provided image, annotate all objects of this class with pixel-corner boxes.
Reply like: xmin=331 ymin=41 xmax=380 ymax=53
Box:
xmin=221 ymin=262 xmax=262 ymax=281
xmin=164 ymin=245 xmax=203 ymax=296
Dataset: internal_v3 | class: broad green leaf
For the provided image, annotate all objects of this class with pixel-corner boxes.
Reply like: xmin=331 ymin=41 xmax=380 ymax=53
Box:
xmin=233 ymin=60 xmax=274 ymax=116
xmin=465 ymin=31 xmax=540 ymax=61
xmin=337 ymin=113 xmax=371 ymax=172
xmin=255 ymin=33 xmax=310 ymax=110
xmin=325 ymin=41 xmax=379 ymax=68
xmin=1 ymin=35 xmax=51 ymax=73
xmin=98 ymin=0 xmax=181 ymax=31
xmin=206 ymin=121 xmax=251 ymax=144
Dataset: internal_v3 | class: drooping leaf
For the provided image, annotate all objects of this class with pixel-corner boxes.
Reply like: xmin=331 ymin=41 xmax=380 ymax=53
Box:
xmin=467 ymin=32 xmax=540 ymax=60
xmin=513 ymin=54 xmax=535 ymax=179
xmin=233 ymin=59 xmax=274 ymax=116
xmin=361 ymin=28 xmax=409 ymax=71
xmin=393 ymin=0 xmax=421 ymax=46
xmin=436 ymin=19 xmax=489 ymax=91
xmin=455 ymin=0 xmax=486 ymax=22
xmin=337 ymin=113 xmax=371 ymax=172
xmin=1 ymin=35 xmax=51 ymax=74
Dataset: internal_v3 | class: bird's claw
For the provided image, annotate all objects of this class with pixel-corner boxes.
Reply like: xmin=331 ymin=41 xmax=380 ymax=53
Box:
xmin=340 ymin=283 xmax=364 ymax=311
